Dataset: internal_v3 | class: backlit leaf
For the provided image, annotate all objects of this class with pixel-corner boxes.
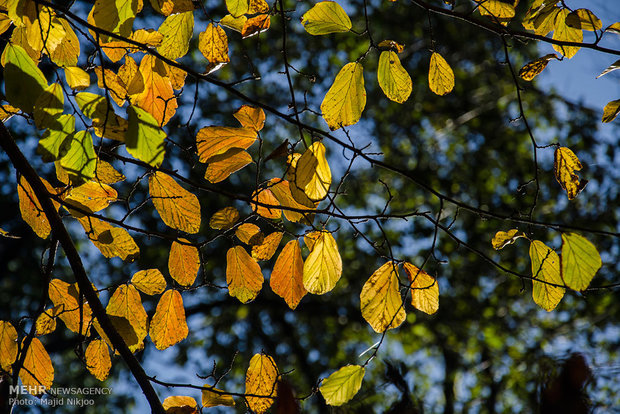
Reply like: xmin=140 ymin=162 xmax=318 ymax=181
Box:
xmin=303 ymin=231 xmax=342 ymax=294
xmin=1 ymin=44 xmax=47 ymax=113
xmin=561 ymin=233 xmax=601 ymax=291
xmin=251 ymin=232 xmax=283 ymax=261
xmin=602 ymin=99 xmax=620 ymax=123
xmin=360 ymin=262 xmax=406 ymax=333
xmin=33 ymin=83 xmax=64 ymax=130
xmin=519 ymin=54 xmax=558 ymax=81
xmin=226 ymin=246 xmax=264 ymax=303
xmin=157 ymin=11 xmax=194 ymax=60
xmin=162 ymin=396 xmax=199 ymax=414
xmin=377 ymin=51 xmax=412 ymax=103
xmin=241 ymin=14 xmax=271 ymax=39
xmin=149 ymin=290 xmax=188 ymax=350
xmin=248 ymin=0 xmax=269 ymax=14
xmin=0 ymin=321 xmax=18 ymax=372
xmin=106 ymin=284 xmax=148 ymax=352
xmin=403 ymin=262 xmax=439 ymax=315
xmin=605 ymin=22 xmax=620 ymax=35
xmin=169 ymin=240 xmax=200 ymax=287
xmin=377 ymin=39 xmax=404 ymax=53
xmin=49 ymin=278 xmax=93 ymax=335
xmin=294 ymin=141 xmax=332 ymax=201
xmin=75 ymin=93 xmax=128 ymax=142
xmin=529 ymin=240 xmax=564 ymax=311
xmin=50 ymin=18 xmax=80 ymax=66
xmin=220 ymin=14 xmax=247 ymax=33
xmin=429 ymin=52 xmax=454 ymax=96
xmin=251 ymin=188 xmax=282 ymax=219
xmin=65 ymin=181 xmax=117 ymax=213
xmin=150 ymin=0 xmax=195 ymax=16
xmin=204 ymin=149 xmax=253 ymax=183
xmin=64 ymin=66 xmax=90 ymax=90
xmin=94 ymin=67 xmax=127 ymax=107
xmin=233 ymin=105 xmax=265 ymax=131
xmin=131 ymin=269 xmax=167 ymax=295
xmin=93 ymin=159 xmax=126 ymax=184
xmin=126 ymin=105 xmax=166 ymax=167
xmin=35 ymin=306 xmax=60 ymax=336
xmin=554 ymin=147 xmax=587 ymax=200
xmin=75 ymin=215 xmax=140 ymax=261
xmin=553 ymin=9 xmax=582 ymax=59
xmin=199 ymin=24 xmax=230 ymax=66
xmin=17 ymin=176 xmax=58 ymax=239
xmin=268 ymin=178 xmax=315 ymax=223
xmin=301 ymin=1 xmax=352 ymax=35
xmin=202 ymin=386 xmax=235 ymax=407
xmin=60 ymin=130 xmax=97 ymax=183
xmin=129 ymin=56 xmax=177 ymax=126
xmin=245 ymin=353 xmax=279 ymax=414
xmin=491 ymin=229 xmax=525 ymax=250
xmin=20 ymin=337 xmax=54 ymax=393
xmin=476 ymin=0 xmax=515 ymax=21
xmin=319 ymin=365 xmax=365 ymax=406
xmin=209 ymin=207 xmax=240 ymax=230
xmin=596 ymin=58 xmax=620 ymax=79
xmin=226 ymin=0 xmax=249 ymax=17
xmin=270 ymin=240 xmax=307 ymax=309
xmin=235 ymin=223 xmax=264 ymax=245
xmin=321 ymin=62 xmax=366 ymax=130
xmin=0 ymin=104 xmax=20 ymax=122
xmin=566 ymin=9 xmax=601 ymax=31
xmin=85 ymin=339 xmax=111 ymax=381
xmin=196 ymin=126 xmax=257 ymax=163
xmin=149 ymin=172 xmax=201 ymax=233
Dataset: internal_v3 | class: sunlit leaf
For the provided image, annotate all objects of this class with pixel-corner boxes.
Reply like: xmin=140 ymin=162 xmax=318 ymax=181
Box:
xmin=150 ymin=0 xmax=195 ymax=16
xmin=235 ymin=223 xmax=264 ymax=245
xmin=492 ymin=229 xmax=525 ymax=250
xmin=0 ymin=321 xmax=18 ymax=372
xmin=360 ymin=262 xmax=406 ymax=333
xmin=554 ymin=147 xmax=587 ymax=200
xmin=428 ymin=52 xmax=454 ymax=96
xmin=0 ymin=104 xmax=20 ymax=122
xmin=204 ymin=149 xmax=253 ymax=183
xmin=50 ymin=18 xmax=80 ymax=66
xmin=301 ymin=1 xmax=352 ymax=35
xmin=303 ymin=231 xmax=342 ymax=294
xmin=93 ymin=159 xmax=126 ymax=185
xmin=196 ymin=126 xmax=257 ymax=163
xmin=377 ymin=51 xmax=412 ymax=103
xmin=220 ymin=14 xmax=247 ymax=33
xmin=126 ymin=105 xmax=166 ymax=167
xmin=518 ymin=54 xmax=558 ymax=81
xmin=241 ymin=14 xmax=270 ymax=38
xmin=566 ymin=9 xmax=601 ymax=31
xmin=321 ymin=62 xmax=366 ymax=130
xmin=209 ymin=207 xmax=240 ymax=230
xmin=476 ymin=0 xmax=515 ymax=21
xmin=33 ymin=83 xmax=64 ymax=130
xmin=157 ymin=11 xmax=194 ymax=60
xmin=149 ymin=290 xmax=189 ymax=350
xmin=270 ymin=239 xmax=307 ymax=309
xmin=1 ymin=43 xmax=47 ymax=113
xmin=49 ymin=278 xmax=93 ymax=335
xmin=553 ymin=9 xmax=582 ymax=59
xmin=403 ymin=262 xmax=439 ymax=315
xmin=596 ymin=58 xmax=620 ymax=79
xmin=199 ymin=23 xmax=230 ymax=66
xmin=233 ymin=105 xmax=265 ymax=131
xmin=602 ymin=99 xmax=620 ymax=123
xmin=75 ymin=215 xmax=140 ymax=261
xmin=85 ymin=339 xmax=111 ymax=381
xmin=131 ymin=269 xmax=167 ymax=295
xmin=162 ymin=396 xmax=199 ymax=414
xmin=268 ymin=178 xmax=315 ymax=223
xmin=60 ymin=130 xmax=97 ymax=183
xmin=75 ymin=92 xmax=128 ymax=142
xmin=202 ymin=386 xmax=235 ymax=407
xmin=129 ymin=56 xmax=177 ymax=126
xmin=169 ymin=240 xmax=200 ymax=287
xmin=226 ymin=246 xmax=264 ymax=303
xmin=106 ymin=284 xmax=148 ymax=352
xmin=94 ymin=67 xmax=127 ymax=107
xmin=35 ymin=306 xmax=60 ymax=336
xmin=64 ymin=66 xmax=90 ymax=90
xmin=245 ymin=353 xmax=279 ymax=414
xmin=20 ymin=337 xmax=54 ymax=393
xmin=529 ymin=240 xmax=564 ymax=311
xmin=561 ymin=233 xmax=601 ymax=291
xmin=149 ymin=172 xmax=201 ymax=234
xmin=319 ymin=365 xmax=365 ymax=406
xmin=251 ymin=232 xmax=283 ymax=261
xmin=65 ymin=181 xmax=117 ymax=213
xmin=294 ymin=141 xmax=332 ymax=201
xmin=604 ymin=22 xmax=620 ymax=35
xmin=377 ymin=39 xmax=404 ymax=53
xmin=248 ymin=0 xmax=269 ymax=14
xmin=17 ymin=175 xmax=58 ymax=239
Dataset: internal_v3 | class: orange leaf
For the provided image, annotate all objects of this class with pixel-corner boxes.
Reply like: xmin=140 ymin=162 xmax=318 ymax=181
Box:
xmin=94 ymin=159 xmax=125 ymax=184
xmin=35 ymin=306 xmax=61 ymax=336
xmin=162 ymin=396 xmax=199 ymax=414
xmin=233 ymin=105 xmax=265 ymax=131
xmin=169 ymin=240 xmax=200 ymax=287
xmin=149 ymin=171 xmax=201 ymax=234
xmin=131 ymin=269 xmax=167 ymax=295
xmin=149 ymin=290 xmax=188 ymax=350
xmin=94 ymin=66 xmax=127 ymax=107
xmin=268 ymin=178 xmax=315 ymax=223
xmin=20 ymin=338 xmax=54 ymax=394
xmin=226 ymin=246 xmax=263 ymax=303
xmin=403 ymin=263 xmax=439 ymax=315
xmin=245 ymin=353 xmax=278 ymax=414
xmin=209 ymin=206 xmax=240 ymax=230
xmin=85 ymin=339 xmax=111 ymax=381
xmin=251 ymin=188 xmax=281 ymax=219
xmin=75 ymin=215 xmax=140 ymax=261
xmin=251 ymin=232 xmax=283 ymax=261
xmin=235 ymin=223 xmax=264 ymax=245
xmin=17 ymin=176 xmax=58 ymax=239
xmin=64 ymin=181 xmax=117 ymax=213
xmin=0 ymin=321 xmax=18 ymax=372
xmin=204 ymin=149 xmax=253 ymax=183
xmin=199 ymin=23 xmax=230 ymax=65
xmin=106 ymin=284 xmax=148 ymax=352
xmin=270 ymin=240 xmax=306 ymax=309
xmin=129 ymin=55 xmax=177 ymax=126
xmin=48 ymin=278 xmax=93 ymax=335
xmin=196 ymin=126 xmax=257 ymax=163
xmin=241 ymin=14 xmax=270 ymax=39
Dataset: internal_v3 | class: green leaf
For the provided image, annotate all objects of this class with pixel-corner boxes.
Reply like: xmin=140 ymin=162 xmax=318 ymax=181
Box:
xmin=529 ymin=240 xmax=564 ymax=312
xmin=60 ymin=130 xmax=96 ymax=183
xmin=320 ymin=62 xmax=366 ymax=130
xmin=157 ymin=11 xmax=194 ymax=60
xmin=561 ymin=233 xmax=601 ymax=291
xmin=33 ymin=83 xmax=65 ymax=130
xmin=38 ymin=114 xmax=75 ymax=162
xmin=126 ymin=105 xmax=166 ymax=167
xmin=1 ymin=44 xmax=48 ymax=113
xmin=320 ymin=365 xmax=365 ymax=406
xmin=377 ymin=51 xmax=412 ymax=104
xmin=225 ymin=0 xmax=249 ymax=17
xmin=301 ymin=1 xmax=352 ymax=35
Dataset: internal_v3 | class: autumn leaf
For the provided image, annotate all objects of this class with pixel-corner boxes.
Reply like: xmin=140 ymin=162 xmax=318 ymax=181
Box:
xmin=126 ymin=105 xmax=167 ymax=167
xmin=554 ymin=147 xmax=587 ymax=200
xmin=33 ymin=82 xmax=64 ymax=130
xmin=64 ymin=66 xmax=90 ymax=90
xmin=106 ymin=284 xmax=148 ymax=352
xmin=0 ymin=321 xmax=18 ymax=372
xmin=35 ymin=306 xmax=61 ymax=336
xmin=209 ymin=206 xmax=240 ymax=230
xmin=566 ymin=9 xmax=602 ymax=31
xmin=129 ymin=56 xmax=177 ymax=126
xmin=85 ymin=339 xmax=111 ymax=381
xmin=268 ymin=178 xmax=315 ymax=223
xmin=251 ymin=232 xmax=283 ymax=261
xmin=602 ymin=99 xmax=620 ymax=123
xmin=403 ymin=263 xmax=439 ymax=315
xmin=294 ymin=141 xmax=332 ymax=202
xmin=529 ymin=240 xmax=564 ymax=311
xmin=149 ymin=171 xmax=201 ymax=234
xmin=199 ymin=23 xmax=230 ymax=66
xmin=561 ymin=233 xmax=601 ymax=291
xmin=60 ymin=130 xmax=97 ymax=183
xmin=301 ymin=1 xmax=352 ymax=35
xmin=131 ymin=269 xmax=167 ymax=295
xmin=233 ymin=105 xmax=265 ymax=131
xmin=220 ymin=14 xmax=247 ymax=33
xmin=162 ymin=396 xmax=199 ymax=414
xmin=519 ymin=54 xmax=558 ymax=81
xmin=202 ymin=386 xmax=235 ymax=407
xmin=251 ymin=187 xmax=282 ymax=219
xmin=429 ymin=52 xmax=454 ymax=96
xmin=150 ymin=290 xmax=189 ymax=350
xmin=320 ymin=365 xmax=365 ymax=406
xmin=20 ymin=337 xmax=54 ymax=394
xmin=235 ymin=223 xmax=264 ymax=245
xmin=48 ymin=278 xmax=93 ymax=335
xmin=169 ymin=240 xmax=200 ymax=286
xmin=553 ymin=9 xmax=582 ymax=59
xmin=204 ymin=149 xmax=253 ymax=183
xmin=1 ymin=44 xmax=47 ymax=113
xmin=158 ymin=11 xmax=194 ymax=60
xmin=17 ymin=175 xmax=58 ymax=239
xmin=303 ymin=231 xmax=342 ymax=294
xmin=93 ymin=159 xmax=126 ymax=184
xmin=150 ymin=0 xmax=195 ymax=16
xmin=597 ymin=58 xmax=620 ymax=79
xmin=226 ymin=246 xmax=264 ymax=303
xmin=226 ymin=0 xmax=249 ymax=18
xmin=321 ymin=62 xmax=366 ymax=130
xmin=491 ymin=229 xmax=525 ymax=250
xmin=64 ymin=181 xmax=117 ymax=213
xmin=245 ymin=353 xmax=279 ymax=414
xmin=377 ymin=51 xmax=412 ymax=103
xmin=196 ymin=126 xmax=257 ymax=163
xmin=241 ymin=14 xmax=271 ymax=39
xmin=270 ymin=240 xmax=307 ymax=309
xmin=75 ymin=215 xmax=140 ymax=261
xmin=360 ymin=262 xmax=406 ymax=333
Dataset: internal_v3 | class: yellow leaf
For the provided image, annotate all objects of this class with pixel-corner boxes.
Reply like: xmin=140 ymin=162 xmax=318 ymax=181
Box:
xmin=50 ymin=18 xmax=80 ymax=66
xmin=118 ymin=56 xmax=143 ymax=95
xmin=476 ymin=0 xmax=515 ymax=20
xmin=303 ymin=231 xmax=342 ymax=294
xmin=132 ymin=29 xmax=165 ymax=47
xmin=561 ymin=233 xmax=601 ymax=291
xmin=251 ymin=187 xmax=281 ymax=219
xmin=319 ymin=365 xmax=365 ymax=406
xmin=0 ymin=13 xmax=11 ymax=35
xmin=204 ymin=149 xmax=253 ymax=183
xmin=491 ymin=229 xmax=525 ymax=250
xmin=209 ymin=206 xmax=240 ymax=230
xmin=268 ymin=178 xmax=315 ymax=223
xmin=251 ymin=232 xmax=283 ymax=261
xmin=270 ymin=240 xmax=307 ymax=309
xmin=320 ymin=62 xmax=366 ymax=130
xmin=2 ymin=43 xmax=48 ymax=113
xmin=518 ymin=53 xmax=558 ymax=81
xmin=529 ymin=240 xmax=564 ymax=311
xmin=94 ymin=159 xmax=126 ymax=184
xmin=149 ymin=172 xmax=201 ymax=234
xmin=160 ymin=61 xmax=187 ymax=90
xmin=0 ymin=321 xmax=18 ymax=372
xmin=33 ymin=83 xmax=64 ymax=130
xmin=605 ymin=22 xmax=620 ymax=35
xmin=94 ymin=67 xmax=127 ymax=107
xmin=196 ymin=126 xmax=257 ymax=163
xmin=60 ymin=130 xmax=97 ymax=183
xmin=220 ymin=14 xmax=247 ymax=33
xmin=126 ymin=105 xmax=167 ymax=167
xmin=157 ymin=11 xmax=194 ymax=60
xmin=149 ymin=289 xmax=188 ymax=350
xmin=202 ymin=386 xmax=235 ymax=407
xmin=531 ymin=5 xmax=560 ymax=36
xmin=602 ymin=99 xmax=620 ymax=123
xmin=48 ymin=278 xmax=93 ymax=335
xmin=162 ymin=396 xmax=199 ymax=414
xmin=245 ymin=353 xmax=278 ymax=414
xmin=294 ymin=141 xmax=332 ymax=201
xmin=226 ymin=0 xmax=249 ymax=18
xmin=35 ymin=306 xmax=60 ymax=336
xmin=75 ymin=92 xmax=128 ymax=142
xmin=428 ymin=52 xmax=454 ymax=96
xmin=301 ymin=1 xmax=352 ymax=35
xmin=17 ymin=176 xmax=58 ymax=239
xmin=226 ymin=246 xmax=264 ymax=303
xmin=168 ymin=240 xmax=200 ymax=287
xmin=554 ymin=147 xmax=587 ymax=200
xmin=64 ymin=181 xmax=117 ymax=213
xmin=235 ymin=223 xmax=264 ymax=245
xmin=106 ymin=284 xmax=148 ymax=352
xmin=20 ymin=337 xmax=54 ymax=394
xmin=241 ymin=14 xmax=270 ymax=38
xmin=64 ymin=66 xmax=90 ymax=90
xmin=233 ymin=105 xmax=265 ymax=131
xmin=131 ymin=269 xmax=167 ymax=295
xmin=377 ymin=51 xmax=412 ymax=103
xmin=150 ymin=0 xmax=195 ymax=16
xmin=377 ymin=39 xmax=404 ymax=53
xmin=248 ymin=0 xmax=269 ymax=14
xmin=304 ymin=230 xmax=321 ymax=252
xmin=403 ymin=262 xmax=439 ymax=315
xmin=199 ymin=23 xmax=230 ymax=66
xmin=553 ymin=9 xmax=582 ymax=59
xmin=360 ymin=262 xmax=406 ymax=333
xmin=566 ymin=9 xmax=602 ymax=31
xmin=130 ymin=55 xmax=177 ymax=126
xmin=85 ymin=339 xmax=111 ymax=381
xmin=75 ymin=215 xmax=140 ymax=261
xmin=37 ymin=114 xmax=73 ymax=162
xmin=0 ymin=104 xmax=20 ymax=122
